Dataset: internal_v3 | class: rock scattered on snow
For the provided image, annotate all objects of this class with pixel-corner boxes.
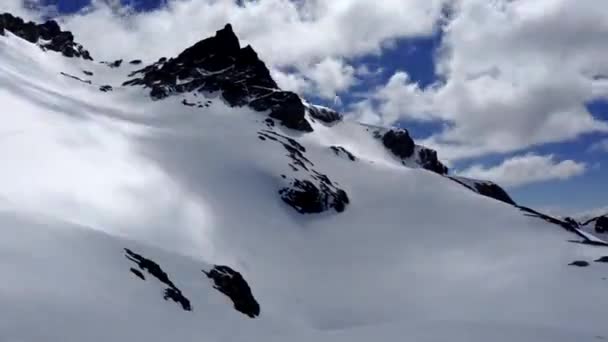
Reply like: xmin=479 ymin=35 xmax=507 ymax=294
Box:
xmin=124 ymin=248 xmax=192 ymax=311
xmin=0 ymin=13 xmax=92 ymax=60
xmin=416 ymin=147 xmax=448 ymax=175
xmin=594 ymin=256 xmax=608 ymax=263
xmin=279 ymin=176 xmax=349 ymax=214
xmin=102 ymin=59 xmax=123 ymax=68
xmin=308 ymin=104 xmax=342 ymax=124
xmin=569 ymin=260 xmax=590 ymax=267
xmin=330 ymin=146 xmax=356 ymax=161
xmin=203 ymin=265 xmax=260 ymax=318
xmin=472 ymin=182 xmax=515 ymax=206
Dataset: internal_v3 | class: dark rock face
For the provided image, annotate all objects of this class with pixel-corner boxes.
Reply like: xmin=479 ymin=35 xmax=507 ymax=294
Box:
xmin=250 ymin=91 xmax=312 ymax=132
xmin=124 ymin=248 xmax=192 ymax=311
xmin=124 ymin=24 xmax=313 ymax=132
xmin=257 ymin=129 xmax=350 ymax=214
xmin=0 ymin=13 xmax=92 ymax=60
xmin=381 ymin=129 xmax=415 ymax=159
xmin=564 ymin=217 xmax=580 ymax=228
xmin=569 ymin=260 xmax=590 ymax=267
xmin=99 ymin=85 xmax=113 ymax=92
xmin=308 ymin=105 xmax=342 ymax=124
xmin=280 ymin=176 xmax=349 ymax=214
xmin=417 ymin=147 xmax=448 ymax=175
xmin=596 ymin=216 xmax=608 ymax=234
xmin=518 ymin=206 xmax=608 ymax=246
xmin=330 ymin=146 xmax=356 ymax=161
xmin=203 ymin=265 xmax=260 ymax=318
xmin=130 ymin=268 xmax=146 ymax=280
xmin=595 ymin=256 xmax=608 ymax=263
xmin=129 ymin=59 xmax=142 ymax=65
xmin=258 ymin=130 xmax=312 ymax=171
xmin=448 ymin=177 xmax=516 ymax=206
xmin=473 ymin=182 xmax=516 ymax=206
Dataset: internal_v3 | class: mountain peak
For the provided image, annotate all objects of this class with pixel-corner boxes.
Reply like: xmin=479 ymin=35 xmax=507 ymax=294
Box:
xmin=178 ymin=22 xmax=241 ymax=63
xmin=124 ymin=23 xmax=314 ymax=132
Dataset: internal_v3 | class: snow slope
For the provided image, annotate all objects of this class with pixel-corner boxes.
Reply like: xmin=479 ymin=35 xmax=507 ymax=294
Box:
xmin=1 ymin=22 xmax=608 ymax=341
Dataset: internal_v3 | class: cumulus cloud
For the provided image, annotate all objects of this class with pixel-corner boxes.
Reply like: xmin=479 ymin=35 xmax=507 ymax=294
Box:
xmin=459 ymin=154 xmax=587 ymax=188
xmin=351 ymin=0 xmax=608 ymax=161
xmin=26 ymin=0 xmax=444 ymax=100
xmin=271 ymin=58 xmax=358 ymax=100
xmin=589 ymin=138 xmax=608 ymax=152
xmin=5 ymin=0 xmax=607 ymax=165
xmin=1 ymin=0 xmax=48 ymax=20
xmin=351 ymin=71 xmax=438 ymax=124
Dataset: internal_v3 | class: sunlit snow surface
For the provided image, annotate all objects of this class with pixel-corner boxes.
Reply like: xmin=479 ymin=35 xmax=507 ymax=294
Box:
xmin=1 ymin=32 xmax=608 ymax=341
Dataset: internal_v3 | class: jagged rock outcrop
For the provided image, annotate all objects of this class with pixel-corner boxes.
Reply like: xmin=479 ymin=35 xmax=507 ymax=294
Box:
xmin=473 ymin=182 xmax=516 ymax=206
xmin=279 ymin=176 xmax=349 ymax=214
xmin=330 ymin=146 xmax=356 ymax=161
xmin=596 ymin=216 xmax=608 ymax=234
xmin=0 ymin=13 xmax=92 ymax=60
xmin=595 ymin=256 xmax=608 ymax=263
xmin=375 ymin=128 xmax=448 ymax=174
xmin=125 ymin=248 xmax=192 ymax=311
xmin=257 ymin=128 xmax=350 ymax=214
xmin=124 ymin=24 xmax=313 ymax=132
xmin=416 ymin=147 xmax=448 ymax=175
xmin=449 ymin=177 xmax=516 ymax=206
xmin=569 ymin=260 xmax=590 ymax=267
xmin=308 ymin=105 xmax=342 ymax=124
xmin=203 ymin=265 xmax=260 ymax=318
xmin=381 ymin=129 xmax=415 ymax=159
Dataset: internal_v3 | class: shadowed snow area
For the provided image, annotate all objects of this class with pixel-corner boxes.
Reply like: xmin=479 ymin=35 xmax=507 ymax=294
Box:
xmin=1 ymin=31 xmax=608 ymax=341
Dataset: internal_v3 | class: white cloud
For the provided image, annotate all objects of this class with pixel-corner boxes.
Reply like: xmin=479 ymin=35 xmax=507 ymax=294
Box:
xmin=589 ymin=138 xmax=608 ymax=152
xmin=351 ymin=71 xmax=438 ymax=124
xmin=6 ymin=0 xmax=607 ymax=165
xmin=351 ymin=0 xmax=608 ymax=161
xmin=459 ymin=154 xmax=587 ymax=188
xmin=1 ymin=0 xmax=48 ymax=20
xmin=355 ymin=65 xmax=383 ymax=78
xmin=270 ymin=68 xmax=313 ymax=95
xmin=304 ymin=57 xmax=357 ymax=99
xmin=26 ymin=0 xmax=444 ymax=101
xmin=270 ymin=58 xmax=357 ymax=99
xmin=52 ymin=0 xmax=447 ymax=65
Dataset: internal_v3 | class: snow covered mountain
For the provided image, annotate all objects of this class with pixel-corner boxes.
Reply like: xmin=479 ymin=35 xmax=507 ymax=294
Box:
xmin=1 ymin=14 xmax=608 ymax=341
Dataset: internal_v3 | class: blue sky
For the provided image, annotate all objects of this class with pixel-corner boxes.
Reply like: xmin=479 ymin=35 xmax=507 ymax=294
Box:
xmin=31 ymin=0 xmax=608 ymax=214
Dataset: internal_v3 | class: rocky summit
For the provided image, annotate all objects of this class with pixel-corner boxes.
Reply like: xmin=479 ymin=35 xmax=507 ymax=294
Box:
xmin=124 ymin=24 xmax=313 ymax=132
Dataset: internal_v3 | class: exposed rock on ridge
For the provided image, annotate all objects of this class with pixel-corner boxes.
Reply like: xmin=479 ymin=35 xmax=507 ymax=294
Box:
xmin=203 ymin=265 xmax=260 ymax=318
xmin=124 ymin=24 xmax=313 ymax=132
xmin=0 ymin=13 xmax=92 ymax=60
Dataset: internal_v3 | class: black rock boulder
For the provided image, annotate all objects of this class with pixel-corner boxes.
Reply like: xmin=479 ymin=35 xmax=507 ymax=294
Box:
xmin=203 ymin=265 xmax=260 ymax=318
